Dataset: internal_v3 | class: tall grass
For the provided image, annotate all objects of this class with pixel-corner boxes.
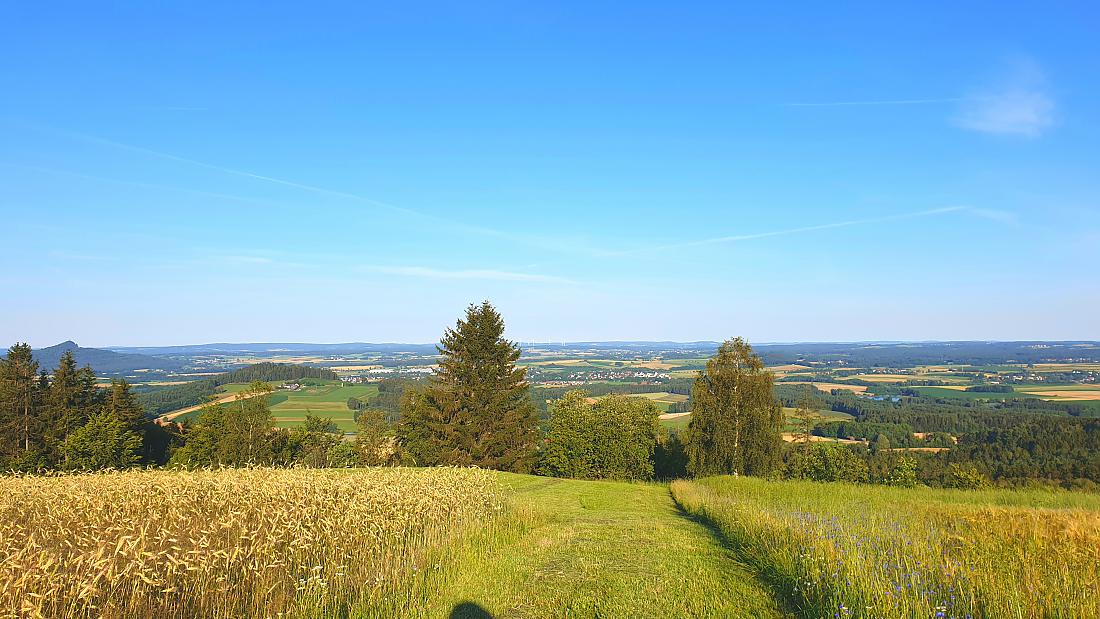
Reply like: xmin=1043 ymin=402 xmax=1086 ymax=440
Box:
xmin=0 ymin=467 xmax=505 ymax=618
xmin=672 ymin=477 xmax=1100 ymax=618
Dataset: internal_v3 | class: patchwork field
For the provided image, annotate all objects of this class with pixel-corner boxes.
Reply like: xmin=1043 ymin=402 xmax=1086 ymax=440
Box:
xmin=622 ymin=391 xmax=688 ymax=411
xmin=268 ymin=382 xmax=379 ymax=432
xmin=783 ymin=381 xmax=868 ymax=394
xmin=846 ymin=373 xmax=913 ymax=383
xmin=166 ymin=381 xmax=378 ymax=431
xmin=1017 ymin=384 xmax=1100 ymax=401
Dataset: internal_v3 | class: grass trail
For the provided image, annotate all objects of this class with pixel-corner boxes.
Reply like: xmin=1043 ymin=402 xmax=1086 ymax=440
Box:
xmin=418 ymin=473 xmax=787 ymax=618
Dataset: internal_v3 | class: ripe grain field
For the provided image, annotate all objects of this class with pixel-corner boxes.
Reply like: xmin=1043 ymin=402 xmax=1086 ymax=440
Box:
xmin=0 ymin=468 xmax=504 ymax=618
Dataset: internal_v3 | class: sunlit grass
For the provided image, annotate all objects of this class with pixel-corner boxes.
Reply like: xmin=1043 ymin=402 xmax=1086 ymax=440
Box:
xmin=672 ymin=476 xmax=1100 ymax=619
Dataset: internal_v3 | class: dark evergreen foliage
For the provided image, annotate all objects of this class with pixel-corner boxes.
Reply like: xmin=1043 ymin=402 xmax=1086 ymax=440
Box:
xmin=396 ymin=301 xmax=539 ymax=472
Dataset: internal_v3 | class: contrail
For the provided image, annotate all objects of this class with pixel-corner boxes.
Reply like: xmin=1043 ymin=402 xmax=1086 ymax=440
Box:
xmin=22 ymin=123 xmax=560 ymax=248
xmin=0 ymin=163 xmax=278 ymax=208
xmin=784 ymin=97 xmax=966 ymax=107
xmin=609 ymin=206 xmax=968 ymax=256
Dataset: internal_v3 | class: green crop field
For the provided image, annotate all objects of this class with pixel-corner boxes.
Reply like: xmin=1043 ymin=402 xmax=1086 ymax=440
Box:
xmin=170 ymin=380 xmax=378 ymax=432
xmin=267 ymin=382 xmax=378 ymax=432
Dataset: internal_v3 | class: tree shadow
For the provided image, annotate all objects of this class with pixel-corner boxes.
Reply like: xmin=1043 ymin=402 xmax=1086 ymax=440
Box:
xmin=449 ymin=601 xmax=495 ymax=619
xmin=671 ymin=495 xmax=802 ymax=617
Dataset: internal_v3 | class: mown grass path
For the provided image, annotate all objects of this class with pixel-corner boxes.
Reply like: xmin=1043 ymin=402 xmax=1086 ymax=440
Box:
xmin=422 ymin=473 xmax=787 ymax=618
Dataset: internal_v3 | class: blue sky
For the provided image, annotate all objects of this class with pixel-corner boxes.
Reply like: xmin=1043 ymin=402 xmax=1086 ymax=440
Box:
xmin=2 ymin=1 xmax=1098 ymax=346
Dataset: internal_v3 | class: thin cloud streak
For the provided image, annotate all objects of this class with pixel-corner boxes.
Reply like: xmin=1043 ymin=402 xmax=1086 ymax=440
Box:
xmin=785 ymin=97 xmax=966 ymax=107
xmin=361 ymin=265 xmax=575 ymax=284
xmin=611 ymin=207 xmax=969 ymax=256
xmin=1 ymin=163 xmax=281 ymax=209
xmin=24 ymin=123 xmax=596 ymax=254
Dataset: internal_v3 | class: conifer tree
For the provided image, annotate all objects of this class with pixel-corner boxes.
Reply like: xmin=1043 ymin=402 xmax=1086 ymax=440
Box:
xmin=0 ymin=343 xmax=47 ymax=468
xmin=60 ymin=410 xmax=141 ymax=470
xmin=685 ymin=337 xmax=783 ymax=477
xmin=105 ymin=379 xmax=146 ymax=436
xmin=103 ymin=378 xmax=147 ymax=460
xmin=46 ymin=352 xmax=83 ymax=460
xmin=397 ymin=301 xmax=538 ymax=472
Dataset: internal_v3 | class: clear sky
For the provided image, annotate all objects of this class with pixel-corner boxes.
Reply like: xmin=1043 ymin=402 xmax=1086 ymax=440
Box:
xmin=2 ymin=2 xmax=1098 ymax=347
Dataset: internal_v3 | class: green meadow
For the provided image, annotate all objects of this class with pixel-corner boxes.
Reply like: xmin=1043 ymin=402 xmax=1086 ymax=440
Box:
xmin=174 ymin=381 xmax=377 ymax=432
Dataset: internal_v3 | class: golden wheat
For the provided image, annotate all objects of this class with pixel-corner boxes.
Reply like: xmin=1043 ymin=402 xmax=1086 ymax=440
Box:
xmin=0 ymin=467 xmax=505 ymax=618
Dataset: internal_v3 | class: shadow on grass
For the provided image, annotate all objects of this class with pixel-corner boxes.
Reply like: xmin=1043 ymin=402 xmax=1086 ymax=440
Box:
xmin=449 ymin=601 xmax=494 ymax=619
xmin=671 ymin=494 xmax=802 ymax=618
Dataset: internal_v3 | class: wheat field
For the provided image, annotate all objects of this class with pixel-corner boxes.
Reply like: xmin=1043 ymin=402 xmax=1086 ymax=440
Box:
xmin=0 ymin=467 xmax=505 ymax=619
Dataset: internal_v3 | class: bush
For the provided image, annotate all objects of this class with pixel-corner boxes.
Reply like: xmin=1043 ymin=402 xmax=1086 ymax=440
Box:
xmin=538 ymin=391 xmax=661 ymax=480
xmin=785 ymin=445 xmax=869 ymax=483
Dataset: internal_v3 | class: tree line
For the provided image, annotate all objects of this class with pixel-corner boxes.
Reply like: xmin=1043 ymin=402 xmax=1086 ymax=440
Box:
xmin=0 ymin=345 xmax=170 ymax=470
xmin=5 ymin=303 xmax=1097 ymax=490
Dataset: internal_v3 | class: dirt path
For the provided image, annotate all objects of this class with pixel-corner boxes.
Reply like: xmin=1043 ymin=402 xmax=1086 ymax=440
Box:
xmin=159 ymin=392 xmax=251 ymax=420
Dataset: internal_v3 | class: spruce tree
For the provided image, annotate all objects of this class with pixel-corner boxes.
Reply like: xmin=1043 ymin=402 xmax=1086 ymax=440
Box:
xmin=105 ymin=379 xmax=146 ymax=435
xmin=0 ymin=343 xmax=47 ymax=468
xmin=60 ymin=410 xmax=141 ymax=470
xmin=397 ymin=301 xmax=538 ymax=472
xmin=104 ymin=379 xmax=147 ymax=460
xmin=46 ymin=352 xmax=82 ymax=461
xmin=685 ymin=337 xmax=783 ymax=477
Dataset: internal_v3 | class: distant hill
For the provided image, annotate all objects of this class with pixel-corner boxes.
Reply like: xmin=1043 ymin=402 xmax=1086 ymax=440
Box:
xmin=31 ymin=341 xmax=184 ymax=375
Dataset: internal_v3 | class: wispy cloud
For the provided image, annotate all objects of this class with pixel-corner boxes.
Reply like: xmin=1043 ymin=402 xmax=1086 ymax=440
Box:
xmin=610 ymin=206 xmax=969 ymax=256
xmin=1 ymin=163 xmax=281 ymax=208
xmin=21 ymin=123 xmax=591 ymax=254
xmin=361 ymin=265 xmax=574 ymax=284
xmin=953 ymin=58 xmax=1054 ymax=137
xmin=784 ymin=98 xmax=966 ymax=107
xmin=786 ymin=58 xmax=1055 ymax=138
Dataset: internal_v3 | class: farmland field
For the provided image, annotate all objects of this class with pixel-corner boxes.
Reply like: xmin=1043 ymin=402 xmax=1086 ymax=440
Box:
xmin=621 ymin=391 xmax=688 ymax=411
xmin=5 ymin=467 xmax=1096 ymax=619
xmin=661 ymin=407 xmax=853 ymax=435
xmin=0 ymin=468 xmax=504 ymax=619
xmin=268 ymin=383 xmax=379 ymax=432
xmin=166 ymin=381 xmax=378 ymax=432
xmin=1016 ymin=384 xmax=1100 ymax=401
xmin=782 ymin=381 xmax=868 ymax=394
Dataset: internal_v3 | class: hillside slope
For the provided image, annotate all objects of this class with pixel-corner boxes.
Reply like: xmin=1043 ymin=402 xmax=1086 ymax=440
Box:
xmin=31 ymin=341 xmax=183 ymax=374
